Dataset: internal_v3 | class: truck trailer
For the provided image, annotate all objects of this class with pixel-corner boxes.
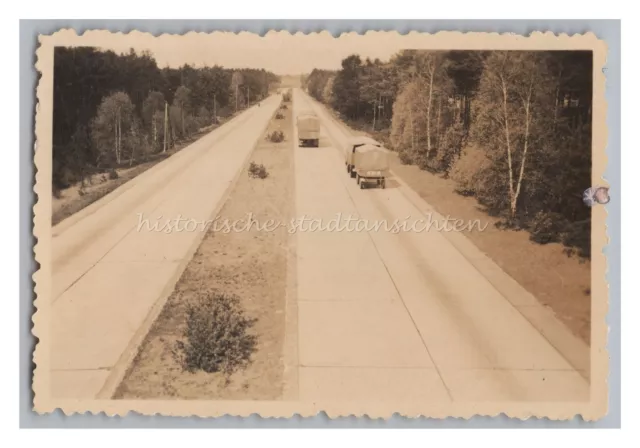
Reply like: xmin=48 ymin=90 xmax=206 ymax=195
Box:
xmin=297 ymin=113 xmax=320 ymax=147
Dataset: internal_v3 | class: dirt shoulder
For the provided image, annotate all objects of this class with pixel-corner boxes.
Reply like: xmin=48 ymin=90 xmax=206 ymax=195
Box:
xmin=388 ymin=156 xmax=591 ymax=344
xmin=326 ymin=109 xmax=591 ymax=345
xmin=115 ymin=101 xmax=294 ymax=400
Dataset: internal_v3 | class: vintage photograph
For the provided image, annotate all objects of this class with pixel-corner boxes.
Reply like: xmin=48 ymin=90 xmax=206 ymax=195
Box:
xmin=33 ymin=30 xmax=608 ymax=418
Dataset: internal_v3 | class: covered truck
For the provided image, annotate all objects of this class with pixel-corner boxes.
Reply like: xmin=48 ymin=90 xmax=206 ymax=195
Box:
xmin=344 ymin=136 xmax=382 ymax=178
xmin=297 ymin=113 xmax=320 ymax=147
xmin=352 ymin=143 xmax=389 ymax=189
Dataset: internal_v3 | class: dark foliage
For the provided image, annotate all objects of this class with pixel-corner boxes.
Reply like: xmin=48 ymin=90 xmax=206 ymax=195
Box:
xmin=53 ymin=47 xmax=279 ymax=189
xmin=248 ymin=161 xmax=269 ymax=179
xmin=267 ymin=130 xmax=285 ymax=143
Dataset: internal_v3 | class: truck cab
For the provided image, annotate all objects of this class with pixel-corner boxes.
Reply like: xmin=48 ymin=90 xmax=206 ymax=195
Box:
xmin=344 ymin=136 xmax=382 ymax=178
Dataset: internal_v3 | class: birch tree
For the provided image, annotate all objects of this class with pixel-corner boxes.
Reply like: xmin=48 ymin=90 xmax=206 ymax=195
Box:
xmin=322 ymin=74 xmax=335 ymax=105
xmin=90 ymin=92 xmax=135 ymax=166
xmin=173 ymin=86 xmax=191 ymax=137
xmin=414 ymin=52 xmax=450 ymax=157
xmin=231 ymin=71 xmax=243 ymax=111
xmin=390 ymin=80 xmax=421 ymax=163
xmin=473 ymin=51 xmax=551 ymax=221
xmin=142 ymin=91 xmax=166 ymax=151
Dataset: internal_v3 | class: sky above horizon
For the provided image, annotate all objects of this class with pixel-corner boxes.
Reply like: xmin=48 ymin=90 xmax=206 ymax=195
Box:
xmin=53 ymin=30 xmax=587 ymax=75
xmin=79 ymin=31 xmax=418 ymax=75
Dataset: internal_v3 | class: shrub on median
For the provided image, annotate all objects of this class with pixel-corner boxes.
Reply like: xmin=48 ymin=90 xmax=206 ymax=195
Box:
xmin=267 ymin=130 xmax=285 ymax=143
xmin=248 ymin=161 xmax=269 ymax=179
xmin=174 ymin=291 xmax=257 ymax=376
xmin=275 ymin=112 xmax=285 ymax=120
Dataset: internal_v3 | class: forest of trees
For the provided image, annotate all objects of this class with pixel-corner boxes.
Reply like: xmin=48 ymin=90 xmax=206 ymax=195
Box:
xmin=53 ymin=47 xmax=280 ymax=192
xmin=305 ymin=50 xmax=593 ymax=257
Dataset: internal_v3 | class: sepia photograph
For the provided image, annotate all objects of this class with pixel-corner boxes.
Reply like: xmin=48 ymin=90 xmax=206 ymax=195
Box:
xmin=31 ymin=30 xmax=608 ymax=419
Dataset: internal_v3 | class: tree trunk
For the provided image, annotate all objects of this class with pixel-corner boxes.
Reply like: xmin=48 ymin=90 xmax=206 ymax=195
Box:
xmin=372 ymin=98 xmax=377 ymax=131
xmin=115 ymin=107 xmax=121 ymax=165
xmin=553 ymin=68 xmax=563 ymax=129
xmin=426 ymin=66 xmax=434 ymax=156
xmin=513 ymin=79 xmax=534 ymax=218
xmin=409 ymin=104 xmax=415 ymax=153
xmin=435 ymin=95 xmax=442 ymax=148
xmin=465 ymin=94 xmax=471 ymax=130
xmin=118 ymin=109 xmax=122 ymax=165
xmin=163 ymin=101 xmax=168 ymax=153
xmin=181 ymin=107 xmax=185 ymax=137
xmin=500 ymin=75 xmax=516 ymax=219
xmin=114 ymin=108 xmax=118 ymax=164
xmin=129 ymin=126 xmax=135 ymax=167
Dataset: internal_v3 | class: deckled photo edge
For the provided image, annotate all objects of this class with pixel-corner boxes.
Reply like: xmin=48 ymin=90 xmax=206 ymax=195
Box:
xmin=31 ymin=29 xmax=610 ymax=420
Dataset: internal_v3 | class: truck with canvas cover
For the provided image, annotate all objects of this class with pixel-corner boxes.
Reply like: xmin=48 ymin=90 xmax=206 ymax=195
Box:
xmin=352 ymin=143 xmax=389 ymax=189
xmin=344 ymin=136 xmax=382 ymax=178
xmin=297 ymin=113 xmax=320 ymax=147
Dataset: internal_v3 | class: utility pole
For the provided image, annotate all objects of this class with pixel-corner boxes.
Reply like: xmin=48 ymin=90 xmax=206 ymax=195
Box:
xmin=213 ymin=93 xmax=217 ymax=124
xmin=163 ymin=101 xmax=168 ymax=153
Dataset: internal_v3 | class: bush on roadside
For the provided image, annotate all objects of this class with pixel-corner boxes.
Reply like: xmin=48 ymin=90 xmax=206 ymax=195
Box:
xmin=561 ymin=219 xmax=591 ymax=259
xmin=529 ymin=211 xmax=565 ymax=245
xmin=267 ymin=130 xmax=285 ymax=143
xmin=275 ymin=112 xmax=285 ymax=120
xmin=248 ymin=161 xmax=269 ymax=179
xmin=450 ymin=146 xmax=487 ymax=197
xmin=279 ymin=103 xmax=288 ymax=110
xmin=397 ymin=148 xmax=413 ymax=165
xmin=108 ymin=168 xmax=119 ymax=180
xmin=174 ymin=291 xmax=257 ymax=376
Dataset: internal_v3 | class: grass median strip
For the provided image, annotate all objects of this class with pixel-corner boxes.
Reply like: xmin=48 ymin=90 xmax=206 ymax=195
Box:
xmin=114 ymin=101 xmax=294 ymax=400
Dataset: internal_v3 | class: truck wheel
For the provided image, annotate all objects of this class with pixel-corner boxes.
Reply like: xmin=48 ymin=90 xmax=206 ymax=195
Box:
xmin=381 ymin=179 xmax=386 ymax=189
xmin=350 ymin=169 xmax=356 ymax=179
xmin=315 ymin=139 xmax=319 ymax=147
xmin=360 ymin=181 xmax=365 ymax=189
xmin=347 ymin=164 xmax=351 ymax=174
xmin=356 ymin=174 xmax=360 ymax=185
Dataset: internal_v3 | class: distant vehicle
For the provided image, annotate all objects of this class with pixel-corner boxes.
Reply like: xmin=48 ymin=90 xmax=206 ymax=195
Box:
xmin=297 ymin=113 xmax=320 ymax=147
xmin=344 ymin=136 xmax=382 ymax=178
xmin=351 ymin=143 xmax=389 ymax=189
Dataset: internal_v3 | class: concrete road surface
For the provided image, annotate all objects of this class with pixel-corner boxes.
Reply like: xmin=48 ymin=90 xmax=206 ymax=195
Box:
xmin=51 ymin=95 xmax=281 ymax=399
xmin=291 ymin=88 xmax=590 ymax=403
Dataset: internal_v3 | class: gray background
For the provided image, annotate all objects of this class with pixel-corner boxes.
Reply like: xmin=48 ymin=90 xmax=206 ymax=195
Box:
xmin=19 ymin=19 xmax=621 ymax=428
